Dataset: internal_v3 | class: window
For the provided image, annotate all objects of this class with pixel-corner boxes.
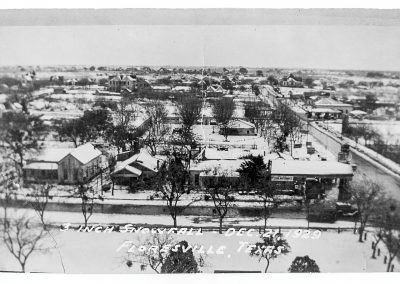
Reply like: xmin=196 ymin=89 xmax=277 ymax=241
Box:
xmin=194 ymin=174 xmax=200 ymax=186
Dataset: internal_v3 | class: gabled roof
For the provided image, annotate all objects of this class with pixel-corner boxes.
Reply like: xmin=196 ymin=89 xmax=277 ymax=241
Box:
xmin=229 ymin=119 xmax=255 ymax=129
xmin=112 ymin=149 xmax=162 ymax=175
xmin=65 ymin=143 xmax=102 ymax=164
xmin=110 ymin=75 xmax=124 ymax=81
xmin=207 ymin=85 xmax=224 ymax=92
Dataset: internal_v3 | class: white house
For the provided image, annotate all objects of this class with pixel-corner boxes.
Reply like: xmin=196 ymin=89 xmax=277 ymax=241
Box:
xmin=220 ymin=119 xmax=256 ymax=136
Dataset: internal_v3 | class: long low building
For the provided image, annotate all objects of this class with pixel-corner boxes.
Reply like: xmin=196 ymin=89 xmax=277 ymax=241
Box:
xmin=271 ymin=160 xmax=354 ymax=179
xmin=190 ymin=154 xmax=354 ymax=199
xmin=270 ymin=160 xmax=354 ymax=199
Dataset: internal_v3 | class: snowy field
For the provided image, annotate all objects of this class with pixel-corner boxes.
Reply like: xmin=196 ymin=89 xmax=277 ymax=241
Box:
xmin=0 ymin=226 xmax=397 ymax=273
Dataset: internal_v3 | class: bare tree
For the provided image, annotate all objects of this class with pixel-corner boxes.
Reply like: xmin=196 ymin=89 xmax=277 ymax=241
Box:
xmin=29 ymin=183 xmax=52 ymax=229
xmin=274 ymin=103 xmax=302 ymax=155
xmin=370 ymin=197 xmax=394 ymax=259
xmin=174 ymin=95 xmax=202 ymax=166
xmin=154 ymin=154 xmax=200 ymax=227
xmin=78 ymin=183 xmax=95 ymax=227
xmin=381 ymin=202 xmax=400 ymax=272
xmin=115 ymin=98 xmax=137 ymax=127
xmin=176 ymin=95 xmax=202 ymax=134
xmin=261 ymin=112 xmax=277 ymax=147
xmin=106 ymin=98 xmax=140 ymax=153
xmin=0 ymin=111 xmax=46 ymax=175
xmin=203 ymin=168 xmax=237 ymax=234
xmin=1 ymin=216 xmax=47 ymax=272
xmin=0 ymin=168 xmax=48 ymax=273
xmin=144 ymin=100 xmax=170 ymax=155
xmin=349 ymin=176 xmax=385 ymax=242
xmin=213 ymin=97 xmax=235 ymax=141
xmin=28 ymin=183 xmax=67 ymax=273
xmin=170 ymin=128 xmax=199 ymax=169
xmin=244 ymin=99 xmax=270 ymax=134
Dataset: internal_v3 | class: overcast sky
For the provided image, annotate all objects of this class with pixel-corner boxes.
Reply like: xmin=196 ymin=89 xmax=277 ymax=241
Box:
xmin=1 ymin=10 xmax=400 ymax=71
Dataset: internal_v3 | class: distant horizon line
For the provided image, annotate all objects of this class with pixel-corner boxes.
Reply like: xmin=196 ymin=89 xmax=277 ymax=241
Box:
xmin=1 ymin=64 xmax=399 ymax=74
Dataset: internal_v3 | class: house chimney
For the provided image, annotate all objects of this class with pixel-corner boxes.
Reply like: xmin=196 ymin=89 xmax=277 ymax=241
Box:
xmin=157 ymin=160 xmax=160 ymax=169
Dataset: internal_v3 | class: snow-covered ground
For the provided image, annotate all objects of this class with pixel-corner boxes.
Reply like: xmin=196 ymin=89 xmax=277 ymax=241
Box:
xmin=190 ymin=124 xmax=269 ymax=148
xmin=326 ymin=120 xmax=400 ymax=145
xmin=0 ymin=219 xmax=396 ymax=273
xmin=319 ymin=121 xmax=400 ymax=176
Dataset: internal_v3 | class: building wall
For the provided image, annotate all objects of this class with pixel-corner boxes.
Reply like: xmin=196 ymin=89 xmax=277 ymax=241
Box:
xmin=58 ymin=155 xmax=102 ymax=184
xmin=220 ymin=127 xmax=256 ymax=136
xmin=23 ymin=168 xmax=58 ymax=183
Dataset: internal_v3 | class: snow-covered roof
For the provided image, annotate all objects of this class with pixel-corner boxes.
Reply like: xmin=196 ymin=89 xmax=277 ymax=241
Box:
xmin=202 ymin=148 xmax=244 ymax=160
xmin=190 ymin=159 xmax=244 ymax=174
xmin=152 ymin=85 xmax=171 ymax=90
xmin=0 ymin=94 xmax=8 ymax=104
xmin=33 ymin=148 xmax=72 ymax=163
xmin=123 ymin=165 xmax=143 ymax=176
xmin=206 ymin=85 xmax=224 ymax=92
xmin=172 ymin=86 xmax=191 ymax=92
xmin=229 ymin=119 xmax=255 ymax=129
xmin=113 ymin=149 xmax=162 ymax=175
xmin=200 ymin=148 xmax=293 ymax=162
xmin=315 ymin=98 xmax=352 ymax=107
xmin=271 ymin=160 xmax=354 ymax=178
xmin=66 ymin=143 xmax=102 ymax=164
xmin=23 ymin=162 xmax=58 ymax=170
xmin=347 ymin=95 xmax=366 ymax=101
xmin=350 ymin=110 xmax=367 ymax=115
xmin=13 ymin=102 xmax=22 ymax=110
xmin=310 ymin=108 xmax=341 ymax=114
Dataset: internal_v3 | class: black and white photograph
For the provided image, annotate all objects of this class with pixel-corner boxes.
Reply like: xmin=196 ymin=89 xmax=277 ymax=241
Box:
xmin=0 ymin=3 xmax=400 ymax=277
